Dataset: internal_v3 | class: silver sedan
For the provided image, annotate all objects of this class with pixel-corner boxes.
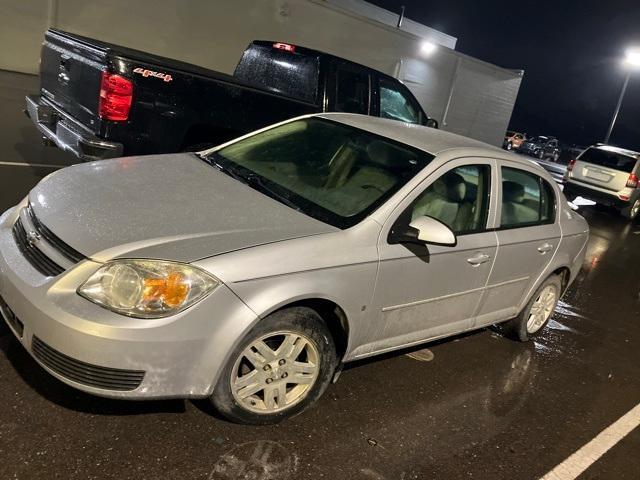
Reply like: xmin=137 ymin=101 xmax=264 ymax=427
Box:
xmin=0 ymin=114 xmax=589 ymax=424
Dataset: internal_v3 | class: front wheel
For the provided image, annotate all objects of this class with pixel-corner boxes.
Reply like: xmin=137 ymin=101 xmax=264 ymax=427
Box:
xmin=537 ymin=150 xmax=545 ymax=159
xmin=499 ymin=275 xmax=562 ymax=342
xmin=210 ymin=307 xmax=337 ymax=424
xmin=506 ymin=142 xmax=513 ymax=151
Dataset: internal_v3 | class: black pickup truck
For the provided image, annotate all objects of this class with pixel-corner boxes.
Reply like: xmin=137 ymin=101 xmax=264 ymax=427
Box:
xmin=26 ymin=29 xmax=437 ymax=161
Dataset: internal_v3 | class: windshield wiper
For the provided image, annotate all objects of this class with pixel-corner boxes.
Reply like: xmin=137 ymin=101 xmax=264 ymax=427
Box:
xmin=245 ymin=174 xmax=303 ymax=213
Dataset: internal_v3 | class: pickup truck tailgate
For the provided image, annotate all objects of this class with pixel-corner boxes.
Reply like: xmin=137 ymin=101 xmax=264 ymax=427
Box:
xmin=39 ymin=30 xmax=107 ymax=134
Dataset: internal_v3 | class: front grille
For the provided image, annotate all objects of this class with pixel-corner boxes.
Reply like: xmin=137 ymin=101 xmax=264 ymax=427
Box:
xmin=12 ymin=218 xmax=65 ymax=277
xmin=31 ymin=336 xmax=145 ymax=391
xmin=12 ymin=205 xmax=86 ymax=277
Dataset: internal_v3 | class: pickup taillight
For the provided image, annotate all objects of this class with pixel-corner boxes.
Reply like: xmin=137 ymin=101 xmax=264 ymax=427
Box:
xmin=99 ymin=72 xmax=133 ymax=121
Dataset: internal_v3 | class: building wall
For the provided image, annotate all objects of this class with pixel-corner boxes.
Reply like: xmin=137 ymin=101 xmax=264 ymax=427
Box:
xmin=0 ymin=0 xmax=522 ymax=145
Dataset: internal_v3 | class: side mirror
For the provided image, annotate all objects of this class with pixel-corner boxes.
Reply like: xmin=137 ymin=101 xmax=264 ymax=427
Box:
xmin=391 ymin=216 xmax=456 ymax=247
xmin=426 ymin=118 xmax=439 ymax=129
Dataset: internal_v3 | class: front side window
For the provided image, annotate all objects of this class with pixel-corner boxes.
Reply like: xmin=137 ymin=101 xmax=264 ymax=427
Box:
xmin=500 ymin=167 xmax=556 ymax=228
xmin=209 ymin=118 xmax=434 ymax=229
xmin=379 ymin=78 xmax=422 ymax=124
xmin=408 ymin=165 xmax=491 ymax=234
xmin=335 ymin=66 xmax=370 ymax=114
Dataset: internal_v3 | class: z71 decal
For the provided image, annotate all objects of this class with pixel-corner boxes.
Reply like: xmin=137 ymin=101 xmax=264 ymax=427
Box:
xmin=133 ymin=67 xmax=173 ymax=83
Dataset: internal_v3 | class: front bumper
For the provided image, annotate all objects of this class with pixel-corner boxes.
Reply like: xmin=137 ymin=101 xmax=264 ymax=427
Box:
xmin=25 ymin=95 xmax=123 ymax=162
xmin=0 ymin=206 xmax=258 ymax=399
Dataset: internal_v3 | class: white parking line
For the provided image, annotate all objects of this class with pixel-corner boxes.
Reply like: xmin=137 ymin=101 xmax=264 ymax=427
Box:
xmin=0 ymin=161 xmax=66 ymax=169
xmin=540 ymin=403 xmax=640 ymax=480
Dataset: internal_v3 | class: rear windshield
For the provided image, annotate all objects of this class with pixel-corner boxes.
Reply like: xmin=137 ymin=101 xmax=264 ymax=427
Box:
xmin=579 ymin=147 xmax=638 ymax=172
xmin=234 ymin=44 xmax=320 ymax=104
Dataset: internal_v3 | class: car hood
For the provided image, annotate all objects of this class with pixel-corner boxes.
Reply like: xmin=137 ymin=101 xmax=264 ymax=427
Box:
xmin=29 ymin=154 xmax=337 ymax=263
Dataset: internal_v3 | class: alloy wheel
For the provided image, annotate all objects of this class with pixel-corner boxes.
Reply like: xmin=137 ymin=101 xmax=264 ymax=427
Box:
xmin=630 ymin=199 xmax=640 ymax=219
xmin=526 ymin=285 xmax=557 ymax=333
xmin=230 ymin=331 xmax=320 ymax=414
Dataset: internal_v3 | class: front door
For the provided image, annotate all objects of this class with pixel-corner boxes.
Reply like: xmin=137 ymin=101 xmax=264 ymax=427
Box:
xmin=364 ymin=159 xmax=498 ymax=356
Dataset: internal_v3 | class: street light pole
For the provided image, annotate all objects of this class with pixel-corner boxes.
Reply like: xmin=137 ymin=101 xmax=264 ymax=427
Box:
xmin=604 ymin=70 xmax=631 ymax=144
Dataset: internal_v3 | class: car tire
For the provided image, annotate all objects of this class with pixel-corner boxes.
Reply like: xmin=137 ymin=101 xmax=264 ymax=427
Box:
xmin=620 ymin=199 xmax=640 ymax=221
xmin=498 ymin=275 xmax=562 ymax=342
xmin=506 ymin=142 xmax=513 ymax=151
xmin=210 ymin=306 xmax=337 ymax=425
xmin=537 ymin=150 xmax=544 ymax=160
xmin=553 ymin=152 xmax=560 ymax=162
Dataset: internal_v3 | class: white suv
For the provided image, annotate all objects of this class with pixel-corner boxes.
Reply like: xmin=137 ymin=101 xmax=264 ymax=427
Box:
xmin=563 ymin=144 xmax=640 ymax=220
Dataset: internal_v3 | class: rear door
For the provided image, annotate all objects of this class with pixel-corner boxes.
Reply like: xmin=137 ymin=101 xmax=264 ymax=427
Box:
xmin=475 ymin=162 xmax=560 ymax=326
xmin=39 ymin=31 xmax=107 ymax=133
xmin=571 ymin=146 xmax=638 ymax=192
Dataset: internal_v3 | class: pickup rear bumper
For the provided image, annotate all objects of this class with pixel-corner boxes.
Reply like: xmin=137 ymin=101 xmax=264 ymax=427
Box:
xmin=25 ymin=95 xmax=123 ymax=162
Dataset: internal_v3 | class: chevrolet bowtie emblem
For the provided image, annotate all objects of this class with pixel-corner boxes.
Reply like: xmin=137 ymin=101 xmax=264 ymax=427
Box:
xmin=26 ymin=230 xmax=41 ymax=246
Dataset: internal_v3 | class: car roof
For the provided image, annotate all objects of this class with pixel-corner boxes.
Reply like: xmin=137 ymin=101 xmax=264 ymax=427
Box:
xmin=317 ymin=113 xmax=549 ymax=169
xmin=318 ymin=113 xmax=500 ymax=155
xmin=590 ymin=144 xmax=640 ymax=158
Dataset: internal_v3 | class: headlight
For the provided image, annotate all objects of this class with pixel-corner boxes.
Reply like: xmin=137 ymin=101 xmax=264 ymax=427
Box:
xmin=78 ymin=260 xmax=220 ymax=318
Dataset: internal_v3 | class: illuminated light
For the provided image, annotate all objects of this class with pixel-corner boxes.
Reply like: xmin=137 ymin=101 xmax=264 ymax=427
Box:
xmin=626 ymin=173 xmax=638 ymax=188
xmin=273 ymin=42 xmax=296 ymax=53
xmin=625 ymin=48 xmax=640 ymax=67
xmin=421 ymin=41 xmax=437 ymax=55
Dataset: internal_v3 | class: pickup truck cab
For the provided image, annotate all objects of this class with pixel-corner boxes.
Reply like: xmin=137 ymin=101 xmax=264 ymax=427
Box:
xmin=26 ymin=30 xmax=437 ymax=161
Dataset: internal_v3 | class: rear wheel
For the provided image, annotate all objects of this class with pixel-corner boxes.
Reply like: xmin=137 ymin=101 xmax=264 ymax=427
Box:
xmin=499 ymin=275 xmax=562 ymax=342
xmin=620 ymin=198 xmax=640 ymax=220
xmin=210 ymin=307 xmax=337 ymax=425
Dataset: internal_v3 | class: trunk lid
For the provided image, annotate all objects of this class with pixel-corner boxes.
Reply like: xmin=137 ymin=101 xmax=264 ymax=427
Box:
xmin=39 ymin=30 xmax=107 ymax=134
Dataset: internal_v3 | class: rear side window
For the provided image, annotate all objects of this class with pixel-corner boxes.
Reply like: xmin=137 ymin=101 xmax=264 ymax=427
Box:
xmin=335 ymin=66 xmax=370 ymax=115
xmin=234 ymin=44 xmax=320 ymax=103
xmin=379 ymin=78 xmax=422 ymax=124
xmin=500 ymin=167 xmax=556 ymax=228
xmin=579 ymin=147 xmax=637 ymax=173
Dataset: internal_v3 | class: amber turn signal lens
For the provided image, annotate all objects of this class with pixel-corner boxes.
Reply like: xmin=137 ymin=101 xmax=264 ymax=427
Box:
xmin=143 ymin=272 xmax=190 ymax=308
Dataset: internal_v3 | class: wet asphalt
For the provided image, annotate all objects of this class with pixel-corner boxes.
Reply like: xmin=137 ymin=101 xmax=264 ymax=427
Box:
xmin=1 ymin=70 xmax=639 ymax=480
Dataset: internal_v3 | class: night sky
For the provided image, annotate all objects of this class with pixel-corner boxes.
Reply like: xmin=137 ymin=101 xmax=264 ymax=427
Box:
xmin=368 ymin=0 xmax=640 ymax=151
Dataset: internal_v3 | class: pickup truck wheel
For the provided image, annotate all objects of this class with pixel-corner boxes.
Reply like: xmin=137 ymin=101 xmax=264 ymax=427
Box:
xmin=620 ymin=199 xmax=640 ymax=220
xmin=210 ymin=307 xmax=337 ymax=425
xmin=498 ymin=275 xmax=562 ymax=342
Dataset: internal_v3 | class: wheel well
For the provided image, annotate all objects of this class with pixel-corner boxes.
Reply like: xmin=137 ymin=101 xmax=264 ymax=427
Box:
xmin=180 ymin=124 xmax=241 ymax=151
xmin=273 ymin=299 xmax=350 ymax=362
xmin=553 ymin=267 xmax=571 ymax=293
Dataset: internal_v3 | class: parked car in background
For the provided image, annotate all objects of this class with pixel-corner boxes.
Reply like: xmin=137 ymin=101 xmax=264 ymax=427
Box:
xmin=25 ymin=29 xmax=437 ymax=162
xmin=0 ymin=114 xmax=588 ymax=424
xmin=503 ymin=131 xmax=526 ymax=151
xmin=564 ymin=144 xmax=640 ymax=220
xmin=519 ymin=136 xmax=561 ymax=162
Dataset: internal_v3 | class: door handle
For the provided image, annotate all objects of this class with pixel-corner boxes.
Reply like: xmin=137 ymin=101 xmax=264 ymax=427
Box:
xmin=467 ymin=253 xmax=491 ymax=266
xmin=537 ymin=243 xmax=554 ymax=254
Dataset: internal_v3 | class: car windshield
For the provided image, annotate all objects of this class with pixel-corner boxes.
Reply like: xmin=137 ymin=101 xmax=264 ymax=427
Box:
xmin=205 ymin=118 xmax=434 ymax=228
xmin=579 ymin=147 xmax=638 ymax=173
xmin=529 ymin=136 xmax=548 ymax=143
